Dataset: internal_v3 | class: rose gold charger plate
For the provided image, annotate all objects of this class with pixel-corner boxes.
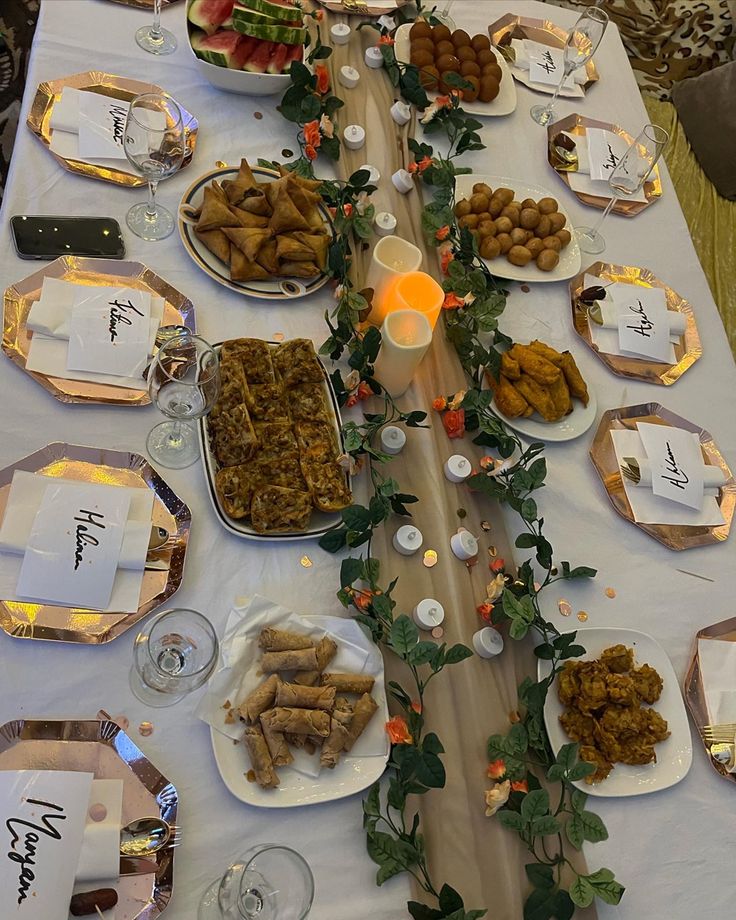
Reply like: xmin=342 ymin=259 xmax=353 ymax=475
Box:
xmin=685 ymin=618 xmax=736 ymax=784
xmin=0 ymin=718 xmax=177 ymax=918
xmin=3 ymin=256 xmax=195 ymax=406
xmin=316 ymin=0 xmax=408 ymax=14
xmin=589 ymin=404 xmax=736 ymax=550
xmin=547 ymin=114 xmax=662 ymax=215
xmin=105 ymin=0 xmax=181 ymax=7
xmin=0 ymin=443 xmax=190 ymax=644
xmin=27 ymin=72 xmax=198 ymax=187
xmin=570 ymin=262 xmax=701 ymax=385
xmin=489 ymin=14 xmax=599 ymax=92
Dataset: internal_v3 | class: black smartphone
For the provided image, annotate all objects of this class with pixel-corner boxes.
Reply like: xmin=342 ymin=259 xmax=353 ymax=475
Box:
xmin=10 ymin=215 xmax=126 ymax=260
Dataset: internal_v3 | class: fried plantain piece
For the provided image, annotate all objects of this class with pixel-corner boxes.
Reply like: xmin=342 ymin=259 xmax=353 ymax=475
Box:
xmin=492 ymin=373 xmax=531 ymax=419
xmin=630 ymin=664 xmax=664 ymax=704
xmin=509 ymin=344 xmax=561 ymax=386
xmin=500 ymin=351 xmax=521 ymax=381
xmin=513 ymin=373 xmax=558 ymax=422
xmin=559 ymin=351 xmax=589 ymax=406
xmin=600 ymin=644 xmax=634 ymax=674
xmin=529 ymin=339 xmax=565 ymax=367
xmin=547 ymin=372 xmax=571 ymax=420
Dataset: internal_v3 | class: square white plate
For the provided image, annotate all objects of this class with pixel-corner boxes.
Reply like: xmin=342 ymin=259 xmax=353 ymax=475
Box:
xmin=539 ymin=626 xmax=692 ymax=797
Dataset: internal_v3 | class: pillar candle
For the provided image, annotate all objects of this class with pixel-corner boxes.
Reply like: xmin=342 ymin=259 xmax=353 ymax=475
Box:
xmin=373 ymin=310 xmax=432 ymax=397
xmin=381 ymin=271 xmax=445 ymax=330
xmin=365 ymin=235 xmax=423 ymax=324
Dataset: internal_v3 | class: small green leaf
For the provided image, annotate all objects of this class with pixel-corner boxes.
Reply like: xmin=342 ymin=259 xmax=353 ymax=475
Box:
xmin=444 ymin=643 xmax=474 ymax=665
xmin=363 ymin=781 xmax=381 ymax=817
xmin=580 ymin=810 xmax=609 ymax=843
xmin=568 ymin=760 xmax=596 ymax=781
xmin=509 ymin=619 xmax=529 ymax=640
xmin=565 ymin=813 xmax=584 ymax=850
xmin=319 ymin=528 xmax=347 ymax=553
xmin=569 ymin=874 xmax=595 ymax=909
xmin=570 ymin=788 xmax=588 ymax=813
xmin=339 ymin=557 xmax=363 ymax=589
xmin=408 ymin=640 xmax=439 ymax=665
xmin=524 ymin=862 xmax=555 ymax=891
xmin=414 ymin=750 xmax=446 ymax=788
xmin=439 ymin=884 xmax=464 ymax=914
xmin=390 ymin=614 xmax=419 ymax=656
xmin=496 ymin=809 xmax=523 ymax=831
xmin=530 ymin=815 xmax=560 ymax=836
xmin=555 ymin=742 xmax=579 ymax=773
xmin=520 ymin=788 xmax=550 ymax=824
xmin=422 ymin=732 xmax=444 ymax=755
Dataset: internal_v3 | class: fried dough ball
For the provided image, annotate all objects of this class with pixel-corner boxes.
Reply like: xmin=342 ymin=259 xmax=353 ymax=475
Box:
xmin=556 ymin=229 xmax=572 ymax=248
xmin=436 ymin=53 xmax=461 ymax=72
xmin=494 ymin=216 xmax=513 ymax=235
xmin=457 ymin=46 xmax=477 ymax=63
xmin=630 ymin=664 xmax=664 ymax=704
xmin=525 ymin=238 xmax=544 ymax=259
xmin=454 ymin=198 xmax=471 ymax=218
xmin=536 ymin=250 xmax=559 ymax=272
xmin=478 ymin=76 xmax=500 ymax=103
xmin=460 ymin=60 xmax=481 ymax=78
xmin=488 ymin=196 xmax=504 ymax=217
xmin=473 ymin=182 xmax=493 ymax=197
xmin=496 ymin=189 xmax=517 ymax=205
xmin=462 ymin=75 xmax=480 ymax=102
xmin=410 ymin=20 xmax=432 ymax=40
xmin=510 ymin=227 xmax=529 ymax=246
xmin=542 ymin=235 xmax=562 ymax=252
xmin=411 ymin=37 xmax=435 ymax=54
xmin=500 ymin=205 xmax=520 ymax=226
xmin=469 ymin=192 xmax=490 ymax=213
xmin=476 ymin=48 xmax=495 ymax=67
xmin=411 ymin=49 xmax=435 ymax=68
xmin=419 ymin=65 xmax=440 ymax=90
xmin=547 ymin=212 xmax=567 ymax=234
xmin=537 ymin=196 xmax=559 ymax=214
xmin=520 ymin=207 xmax=541 ymax=230
xmin=482 ymin=62 xmax=503 ymax=82
xmin=458 ymin=213 xmax=479 ymax=229
xmin=471 ymin=34 xmax=491 ymax=52
xmin=600 ymin=645 xmax=634 ymax=674
xmin=507 ymin=245 xmax=532 ymax=266
xmin=479 ymin=219 xmax=497 ymax=237
xmin=451 ymin=28 xmax=472 ymax=48
xmin=480 ymin=236 xmax=501 ymax=260
xmin=521 ymin=197 xmax=537 ymax=210
xmin=432 ymin=23 xmax=453 ymax=42
xmin=435 ymin=39 xmax=455 ymax=57
xmin=495 ymin=232 xmax=513 ymax=254
xmin=535 ymin=215 xmax=551 ymax=238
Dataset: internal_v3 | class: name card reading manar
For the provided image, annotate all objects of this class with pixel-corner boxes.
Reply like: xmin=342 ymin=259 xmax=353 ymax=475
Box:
xmin=77 ymin=92 xmax=130 ymax=160
xmin=637 ymin=421 xmax=706 ymax=511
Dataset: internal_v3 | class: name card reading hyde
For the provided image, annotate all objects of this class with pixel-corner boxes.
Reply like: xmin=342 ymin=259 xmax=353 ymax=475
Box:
xmin=0 ymin=769 xmax=92 ymax=920
xmin=16 ymin=481 xmax=130 ymax=609
xmin=524 ymin=41 xmax=575 ymax=88
xmin=586 ymin=127 xmax=636 ymax=182
xmin=614 ymin=284 xmax=673 ymax=362
xmin=637 ymin=421 xmax=705 ymax=511
xmin=66 ymin=286 xmax=151 ymax=379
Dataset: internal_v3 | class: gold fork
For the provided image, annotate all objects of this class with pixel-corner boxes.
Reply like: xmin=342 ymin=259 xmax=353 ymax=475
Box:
xmin=343 ymin=0 xmax=369 ymax=11
xmin=702 ymin=722 xmax=736 ymax=742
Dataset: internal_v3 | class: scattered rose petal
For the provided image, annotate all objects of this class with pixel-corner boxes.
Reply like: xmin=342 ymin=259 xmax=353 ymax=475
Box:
xmin=138 ymin=721 xmax=154 ymax=737
xmin=431 ymin=626 xmax=444 ymax=639
xmin=605 ymin=587 xmax=616 ymax=598
xmin=534 ymin=581 xmax=541 ymax=592
xmin=509 ymin=710 xmax=521 ymax=724
xmin=300 ymin=555 xmax=313 ymax=568
xmin=558 ymin=598 xmax=572 ymax=617
xmin=577 ymin=611 xmax=589 ymax=622
xmin=113 ymin=714 xmax=129 ymax=730
xmin=423 ymin=549 xmax=438 ymax=568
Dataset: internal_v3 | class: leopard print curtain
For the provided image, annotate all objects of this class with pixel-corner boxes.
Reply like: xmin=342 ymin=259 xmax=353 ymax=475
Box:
xmin=543 ymin=0 xmax=735 ymax=98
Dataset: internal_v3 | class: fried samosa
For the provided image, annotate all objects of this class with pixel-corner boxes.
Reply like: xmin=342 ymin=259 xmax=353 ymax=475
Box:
xmin=269 ymin=185 xmax=311 ymax=233
xmin=194 ymin=228 xmax=230 ymax=264
xmin=224 ymin=227 xmax=274 ymax=263
xmin=196 ymin=185 xmax=237 ymax=232
xmin=230 ymin=245 xmax=270 ymax=283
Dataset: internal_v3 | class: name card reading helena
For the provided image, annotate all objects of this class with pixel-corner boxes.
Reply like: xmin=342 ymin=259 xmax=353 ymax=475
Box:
xmin=0 ymin=770 xmax=92 ymax=920
xmin=16 ymin=481 xmax=130 ymax=609
xmin=637 ymin=421 xmax=706 ymax=511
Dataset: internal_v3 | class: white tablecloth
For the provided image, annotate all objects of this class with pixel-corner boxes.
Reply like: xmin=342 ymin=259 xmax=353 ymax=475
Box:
xmin=0 ymin=1 xmax=734 ymax=918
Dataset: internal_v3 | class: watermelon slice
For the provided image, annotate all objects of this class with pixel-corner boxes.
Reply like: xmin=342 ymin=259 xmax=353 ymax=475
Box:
xmin=193 ymin=29 xmax=250 ymax=69
xmin=243 ymin=39 xmax=276 ymax=74
xmin=188 ymin=0 xmax=235 ymax=35
xmin=267 ymin=43 xmax=289 ymax=74
xmin=232 ymin=13 xmax=305 ymax=45
xmin=237 ymin=0 xmax=302 ymax=23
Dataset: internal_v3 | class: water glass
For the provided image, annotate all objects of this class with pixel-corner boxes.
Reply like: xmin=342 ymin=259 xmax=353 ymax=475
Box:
xmin=130 ymin=608 xmax=219 ymax=707
xmin=530 ymin=7 xmax=608 ymax=126
xmin=147 ymin=332 xmax=220 ymax=469
xmin=136 ymin=0 xmax=177 ymax=55
xmin=199 ymin=845 xmax=314 ymax=920
xmin=576 ymin=123 xmax=669 ymax=254
xmin=124 ymin=92 xmax=185 ymax=241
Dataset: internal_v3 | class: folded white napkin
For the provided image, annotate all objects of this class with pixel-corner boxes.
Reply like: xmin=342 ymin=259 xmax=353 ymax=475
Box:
xmin=562 ymin=131 xmax=649 ymax=204
xmin=49 ymin=87 xmax=127 ymax=170
xmin=75 ymin=779 xmax=123 ymax=884
xmin=0 ymin=471 xmax=155 ymax=612
xmin=512 ymin=38 xmax=587 ymax=84
xmin=623 ymin=456 xmax=725 ymax=493
xmin=49 ymin=86 xmax=82 ymax=134
xmin=610 ymin=428 xmax=725 ymax=526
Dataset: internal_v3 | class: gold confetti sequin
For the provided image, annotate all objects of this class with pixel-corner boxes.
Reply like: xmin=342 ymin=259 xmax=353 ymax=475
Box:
xmin=273 ymin=332 xmax=285 ymax=342
xmin=300 ymin=555 xmax=312 ymax=568
xmin=488 ymin=546 xmax=497 ymax=558
xmin=577 ymin=611 xmax=589 ymax=622
xmin=457 ymin=508 xmax=467 ymax=519
xmin=558 ymin=598 xmax=572 ymax=617
xmin=138 ymin=721 xmax=154 ymax=737
xmin=480 ymin=520 xmax=492 ymax=532
xmin=431 ymin=626 xmax=444 ymax=639
xmin=605 ymin=587 xmax=616 ymax=598
xmin=113 ymin=714 xmax=129 ymax=730
xmin=423 ymin=549 xmax=438 ymax=568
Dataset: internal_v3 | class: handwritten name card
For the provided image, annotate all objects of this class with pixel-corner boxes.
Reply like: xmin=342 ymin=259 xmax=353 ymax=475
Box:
xmin=0 ymin=770 xmax=92 ymax=920
xmin=524 ymin=41 xmax=574 ymax=88
xmin=586 ymin=128 xmax=633 ymax=182
xmin=77 ymin=93 xmax=131 ymax=160
xmin=16 ymin=481 xmax=130 ymax=609
xmin=637 ymin=422 xmax=705 ymax=511
xmin=614 ymin=284 xmax=673 ymax=361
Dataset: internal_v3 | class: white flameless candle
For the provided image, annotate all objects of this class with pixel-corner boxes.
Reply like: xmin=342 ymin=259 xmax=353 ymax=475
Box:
xmin=444 ymin=454 xmax=471 ymax=483
xmin=380 ymin=425 xmax=406 ymax=455
xmin=413 ymin=599 xmax=445 ymax=630
xmin=374 ymin=211 xmax=397 ymax=237
xmin=365 ymin=46 xmax=384 ymax=69
xmin=373 ymin=310 xmax=432 ymax=397
xmin=343 ymin=125 xmax=366 ymax=150
xmin=473 ymin=627 xmax=504 ymax=658
xmin=339 ymin=65 xmax=360 ymax=89
xmin=360 ymin=164 xmax=380 ymax=184
xmin=365 ymin=235 xmax=422 ymax=319
xmin=330 ymin=23 xmax=351 ymax=45
xmin=392 ymin=168 xmax=414 ymax=194
xmin=450 ymin=530 xmax=478 ymax=561
xmin=393 ymin=524 xmax=423 ymax=556
xmin=391 ymin=100 xmax=412 ymax=125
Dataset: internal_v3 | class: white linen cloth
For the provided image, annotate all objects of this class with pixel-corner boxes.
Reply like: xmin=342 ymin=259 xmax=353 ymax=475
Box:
xmin=1 ymin=4 xmax=735 ymax=920
xmin=0 ymin=471 xmax=154 ymax=611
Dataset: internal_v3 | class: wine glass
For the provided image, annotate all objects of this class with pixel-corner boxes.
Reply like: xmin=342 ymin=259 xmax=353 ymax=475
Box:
xmin=432 ymin=1 xmax=455 ymax=31
xmin=136 ymin=0 xmax=177 ymax=55
xmin=130 ymin=608 xmax=219 ymax=707
xmin=199 ymin=845 xmax=314 ymax=920
xmin=576 ymin=123 xmax=669 ymax=254
xmin=147 ymin=332 xmax=220 ymax=469
xmin=124 ymin=93 xmax=185 ymax=241
xmin=530 ymin=7 xmax=608 ymax=126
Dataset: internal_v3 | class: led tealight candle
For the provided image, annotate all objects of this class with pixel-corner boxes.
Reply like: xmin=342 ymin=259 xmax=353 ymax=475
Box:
xmin=444 ymin=454 xmax=472 ymax=483
xmin=360 ymin=164 xmax=381 ymax=184
xmin=374 ymin=211 xmax=397 ymax=237
xmin=373 ymin=310 xmax=433 ymax=397
xmin=343 ymin=124 xmax=366 ymax=150
xmin=380 ymin=425 xmax=406 ymax=455
xmin=392 ymin=168 xmax=414 ymax=194
xmin=365 ymin=46 xmax=384 ymax=69
xmin=393 ymin=524 xmax=423 ymax=556
xmin=473 ymin=627 xmax=504 ymax=659
xmin=330 ymin=22 xmax=351 ymax=45
xmin=450 ymin=530 xmax=478 ymax=561
xmin=365 ymin=235 xmax=422 ymax=323
xmin=390 ymin=100 xmax=412 ymax=125
xmin=339 ymin=65 xmax=360 ymax=89
xmin=381 ymin=271 xmax=445 ymax=330
xmin=413 ymin=599 xmax=445 ymax=631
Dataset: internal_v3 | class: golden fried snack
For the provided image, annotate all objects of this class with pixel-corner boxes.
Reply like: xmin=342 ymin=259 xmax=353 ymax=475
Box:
xmin=557 ymin=661 xmax=582 ymax=707
xmin=244 ymin=724 xmax=280 ymax=788
xmin=492 ymin=374 xmax=532 ymax=419
xmin=560 ymin=709 xmax=595 ymax=745
xmin=630 ymin=664 xmax=664 ymax=704
xmin=513 ymin=374 xmax=557 ymax=422
xmin=579 ymin=745 xmax=613 ymax=784
xmin=558 ymin=352 xmax=589 ymax=406
xmin=500 ymin=351 xmax=521 ymax=380
xmin=547 ymin=373 xmax=571 ymax=420
xmin=575 ymin=662 xmax=608 ymax=715
xmin=605 ymin=673 xmax=639 ymax=708
xmin=293 ymin=636 xmax=338 ymax=687
xmin=509 ymin=344 xmax=561 ymax=386
xmin=600 ymin=644 xmax=634 ymax=674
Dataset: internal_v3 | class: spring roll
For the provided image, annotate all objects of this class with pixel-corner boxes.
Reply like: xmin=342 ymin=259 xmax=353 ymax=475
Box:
xmin=276 ymin=681 xmax=336 ymax=711
xmin=264 ymin=706 xmax=330 ymax=736
xmin=259 ymin=711 xmax=293 ymax=767
xmin=239 ymin=673 xmax=279 ymax=723
xmin=320 ymin=716 xmax=351 ymax=769
xmin=243 ymin=725 xmax=279 ymax=789
xmin=258 ymin=627 xmax=315 ymax=652
xmin=284 ymin=731 xmax=308 ymax=749
xmin=261 ymin=647 xmax=319 ymax=673
xmin=294 ymin=636 xmax=338 ymax=686
xmin=343 ymin=693 xmax=379 ymax=752
xmin=321 ymin=673 xmax=375 ymax=694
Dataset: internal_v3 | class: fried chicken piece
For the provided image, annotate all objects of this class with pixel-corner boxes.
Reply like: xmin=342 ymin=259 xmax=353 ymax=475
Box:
xmin=513 ymin=374 xmax=558 ymax=422
xmin=547 ymin=372 xmax=571 ymax=420
xmin=558 ymin=352 xmax=589 ymax=406
xmin=575 ymin=662 xmax=609 ymax=715
xmin=500 ymin=351 xmax=521 ymax=381
xmin=493 ymin=374 xmax=532 ymax=419
xmin=560 ymin=710 xmax=595 ymax=745
xmin=509 ymin=344 xmax=562 ymax=386
xmin=529 ymin=340 xmax=565 ymax=367
xmin=600 ymin=644 xmax=634 ymax=674
xmin=579 ymin=745 xmax=613 ymax=784
xmin=605 ymin=673 xmax=639 ymax=708
xmin=557 ymin=660 xmax=582 ymax=707
xmin=599 ymin=705 xmax=642 ymax=740
xmin=630 ymin=664 xmax=664 ymax=704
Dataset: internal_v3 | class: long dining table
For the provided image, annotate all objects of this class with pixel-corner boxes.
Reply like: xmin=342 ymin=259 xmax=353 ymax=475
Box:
xmin=1 ymin=1 xmax=735 ymax=918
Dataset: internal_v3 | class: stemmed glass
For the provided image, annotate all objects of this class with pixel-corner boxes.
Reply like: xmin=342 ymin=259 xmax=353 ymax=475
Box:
xmin=576 ymin=123 xmax=669 ymax=254
xmin=147 ymin=332 xmax=220 ymax=469
xmin=432 ymin=1 xmax=456 ymax=31
xmin=136 ymin=0 xmax=177 ymax=55
xmin=130 ymin=608 xmax=219 ymax=707
xmin=124 ymin=93 xmax=185 ymax=241
xmin=199 ymin=845 xmax=314 ymax=920
xmin=530 ymin=7 xmax=608 ymax=126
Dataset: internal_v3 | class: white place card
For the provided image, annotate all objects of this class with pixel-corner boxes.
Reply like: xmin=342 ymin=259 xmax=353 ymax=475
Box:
xmin=66 ymin=287 xmax=151 ymax=379
xmin=637 ymin=422 xmax=706 ymax=511
xmin=524 ymin=41 xmax=574 ymax=88
xmin=614 ymin=284 xmax=673 ymax=361
xmin=0 ymin=769 xmax=93 ymax=920
xmin=77 ymin=93 xmax=130 ymax=160
xmin=16 ymin=481 xmax=131 ymax=609
xmin=586 ymin=127 xmax=630 ymax=182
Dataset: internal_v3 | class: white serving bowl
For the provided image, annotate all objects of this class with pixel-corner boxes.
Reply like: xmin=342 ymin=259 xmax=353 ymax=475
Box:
xmin=186 ymin=30 xmax=293 ymax=96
